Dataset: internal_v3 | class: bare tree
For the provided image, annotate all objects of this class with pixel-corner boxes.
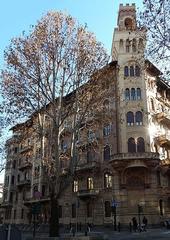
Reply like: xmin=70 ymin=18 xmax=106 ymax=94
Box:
xmin=0 ymin=11 xmax=109 ymax=236
xmin=139 ymin=0 xmax=170 ymax=78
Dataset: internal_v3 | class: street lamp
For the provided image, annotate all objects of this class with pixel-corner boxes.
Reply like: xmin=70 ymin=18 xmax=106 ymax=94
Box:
xmin=137 ymin=204 xmax=143 ymax=231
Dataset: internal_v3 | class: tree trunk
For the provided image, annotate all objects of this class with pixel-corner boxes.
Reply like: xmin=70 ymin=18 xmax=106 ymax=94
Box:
xmin=49 ymin=195 xmax=59 ymax=237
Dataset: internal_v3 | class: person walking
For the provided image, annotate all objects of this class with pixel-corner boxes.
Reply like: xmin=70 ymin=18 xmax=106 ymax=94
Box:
xmin=142 ymin=216 xmax=148 ymax=231
xmin=132 ymin=217 xmax=138 ymax=232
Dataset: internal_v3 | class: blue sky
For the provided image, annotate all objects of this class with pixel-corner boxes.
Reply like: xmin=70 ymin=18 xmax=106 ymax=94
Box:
xmin=0 ymin=0 xmax=142 ymax=69
xmin=0 ymin=0 xmax=142 ymax=183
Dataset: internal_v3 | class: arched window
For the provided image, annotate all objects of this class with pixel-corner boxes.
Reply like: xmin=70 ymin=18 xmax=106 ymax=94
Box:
xmin=135 ymin=66 xmax=140 ymax=76
xmin=124 ymin=66 xmax=129 ymax=77
xmin=137 ymin=137 xmax=145 ymax=152
xmin=137 ymin=88 xmax=141 ymax=99
xmin=126 ymin=39 xmax=130 ymax=52
xmin=128 ymin=138 xmax=136 ymax=153
xmin=126 ymin=112 xmax=134 ymax=126
xmin=104 ymin=145 xmax=111 ymax=161
xmin=87 ymin=177 xmax=94 ymax=190
xmin=125 ymin=88 xmax=130 ymax=100
xmin=104 ymin=173 xmax=112 ymax=188
xmin=119 ymin=39 xmax=124 ymax=50
xmin=103 ymin=124 xmax=111 ymax=136
xmin=105 ymin=201 xmax=111 ymax=217
xmin=130 ymin=66 xmax=134 ymax=76
xmin=131 ymin=88 xmax=136 ymax=100
xmin=132 ymin=39 xmax=137 ymax=52
xmin=138 ymin=38 xmax=143 ymax=50
xmin=135 ymin=111 xmax=143 ymax=125
xmin=125 ymin=18 xmax=133 ymax=30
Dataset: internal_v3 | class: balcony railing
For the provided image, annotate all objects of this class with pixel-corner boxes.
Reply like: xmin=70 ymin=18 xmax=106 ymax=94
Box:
xmin=18 ymin=162 xmax=32 ymax=171
xmin=111 ymin=152 xmax=160 ymax=161
xmin=155 ymin=134 xmax=170 ymax=147
xmin=77 ymin=189 xmax=99 ymax=198
xmin=76 ymin=161 xmax=100 ymax=171
xmin=154 ymin=112 xmax=170 ymax=127
xmin=24 ymin=196 xmax=50 ymax=205
xmin=17 ymin=179 xmax=31 ymax=188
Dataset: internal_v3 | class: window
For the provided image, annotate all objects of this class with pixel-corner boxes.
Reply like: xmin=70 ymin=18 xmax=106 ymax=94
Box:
xmin=125 ymin=18 xmax=133 ymax=30
xmin=159 ymin=199 xmax=163 ymax=216
xmin=135 ymin=111 xmax=143 ymax=125
xmin=42 ymin=185 xmax=46 ymax=197
xmin=11 ymin=175 xmax=15 ymax=185
xmin=138 ymin=38 xmax=143 ymax=50
xmin=87 ymin=146 xmax=95 ymax=163
xmin=137 ymin=88 xmax=141 ymax=100
xmin=87 ymin=202 xmax=92 ymax=218
xmin=131 ymin=88 xmax=136 ymax=100
xmin=130 ymin=66 xmax=134 ymax=76
xmin=21 ymin=209 xmax=24 ymax=219
xmin=137 ymin=137 xmax=145 ymax=152
xmin=128 ymin=138 xmax=136 ymax=153
xmin=59 ymin=205 xmax=62 ymax=218
xmin=103 ymin=124 xmax=111 ymax=136
xmin=104 ymin=173 xmax=112 ymax=188
xmin=124 ymin=66 xmax=129 ymax=76
xmin=125 ymin=88 xmax=130 ymax=100
xmin=150 ymin=98 xmax=155 ymax=111
xmin=103 ymin=99 xmax=110 ymax=111
xmin=104 ymin=145 xmax=111 ymax=161
xmin=72 ymin=203 xmax=76 ymax=218
xmin=73 ymin=180 xmax=78 ymax=193
xmin=126 ymin=112 xmax=134 ymax=126
xmin=13 ymin=209 xmax=16 ymax=219
xmin=126 ymin=39 xmax=130 ymax=52
xmin=87 ymin=130 xmax=95 ymax=142
xmin=135 ymin=66 xmax=140 ymax=76
xmin=105 ymin=201 xmax=111 ymax=217
xmin=132 ymin=39 xmax=137 ymax=52
xmin=119 ymin=39 xmax=124 ymax=50
xmin=87 ymin=177 xmax=94 ymax=190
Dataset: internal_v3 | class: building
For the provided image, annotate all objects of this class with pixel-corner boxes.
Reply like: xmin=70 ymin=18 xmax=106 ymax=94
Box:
xmin=1 ymin=3 xmax=170 ymax=227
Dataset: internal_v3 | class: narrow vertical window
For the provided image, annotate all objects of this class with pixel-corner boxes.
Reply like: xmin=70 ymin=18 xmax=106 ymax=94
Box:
xmin=87 ymin=177 xmax=94 ymax=190
xmin=150 ymin=98 xmax=155 ymax=111
xmin=137 ymin=88 xmax=141 ymax=99
xmin=132 ymin=39 xmax=137 ymax=52
xmin=119 ymin=39 xmax=124 ymax=50
xmin=104 ymin=173 xmax=112 ymax=188
xmin=135 ymin=66 xmax=140 ymax=76
xmin=137 ymin=137 xmax=145 ymax=152
xmin=72 ymin=204 xmax=76 ymax=218
xmin=105 ymin=201 xmax=111 ymax=217
xmin=130 ymin=66 xmax=134 ymax=76
xmin=135 ymin=111 xmax=143 ymax=125
xmin=104 ymin=145 xmax=111 ymax=161
xmin=131 ymin=88 xmax=136 ymax=100
xmin=126 ymin=112 xmax=134 ymax=126
xmin=124 ymin=66 xmax=129 ymax=77
xmin=126 ymin=39 xmax=130 ymax=52
xmin=73 ymin=180 xmax=78 ymax=193
xmin=128 ymin=138 xmax=136 ymax=153
xmin=125 ymin=88 xmax=130 ymax=100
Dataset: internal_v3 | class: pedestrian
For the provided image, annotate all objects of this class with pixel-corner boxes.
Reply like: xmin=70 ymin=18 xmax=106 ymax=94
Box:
xmin=142 ymin=216 xmax=148 ymax=231
xmin=117 ymin=222 xmax=121 ymax=232
xmin=129 ymin=221 xmax=132 ymax=232
xmin=132 ymin=217 xmax=138 ymax=232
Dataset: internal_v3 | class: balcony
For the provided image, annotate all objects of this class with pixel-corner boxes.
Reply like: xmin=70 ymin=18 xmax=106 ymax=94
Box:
xmin=110 ymin=152 xmax=160 ymax=169
xmin=111 ymin=152 xmax=160 ymax=161
xmin=18 ymin=161 xmax=32 ymax=171
xmin=19 ymin=145 xmax=33 ymax=154
xmin=154 ymin=112 xmax=170 ymax=127
xmin=17 ymin=179 xmax=31 ymax=188
xmin=77 ymin=189 xmax=99 ymax=199
xmin=76 ymin=161 xmax=100 ymax=172
xmin=155 ymin=134 xmax=170 ymax=147
xmin=24 ymin=196 xmax=50 ymax=205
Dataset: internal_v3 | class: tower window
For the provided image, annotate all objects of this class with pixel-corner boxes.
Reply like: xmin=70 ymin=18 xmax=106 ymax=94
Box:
xmin=132 ymin=39 xmax=137 ymax=52
xmin=137 ymin=137 xmax=145 ymax=152
xmin=124 ymin=18 xmax=133 ymax=30
xmin=135 ymin=111 xmax=143 ymax=125
xmin=128 ymin=138 xmax=136 ymax=153
xmin=131 ymin=88 xmax=136 ymax=100
xmin=130 ymin=66 xmax=134 ymax=76
xmin=137 ymin=88 xmax=141 ymax=99
xmin=124 ymin=66 xmax=129 ymax=77
xmin=104 ymin=173 xmax=112 ymax=188
xmin=126 ymin=39 xmax=130 ymax=52
xmin=127 ymin=112 xmax=134 ymax=126
xmin=135 ymin=66 xmax=140 ymax=76
xmin=125 ymin=88 xmax=130 ymax=100
xmin=103 ymin=124 xmax=111 ymax=136
xmin=119 ymin=39 xmax=124 ymax=50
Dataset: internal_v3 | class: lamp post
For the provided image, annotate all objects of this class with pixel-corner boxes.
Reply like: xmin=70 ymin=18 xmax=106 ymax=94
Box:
xmin=112 ymin=200 xmax=118 ymax=231
xmin=137 ymin=204 xmax=143 ymax=231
